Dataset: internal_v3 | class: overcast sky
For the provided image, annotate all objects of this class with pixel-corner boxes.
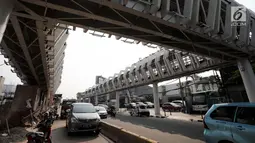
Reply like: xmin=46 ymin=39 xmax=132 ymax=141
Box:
xmin=0 ymin=0 xmax=254 ymax=99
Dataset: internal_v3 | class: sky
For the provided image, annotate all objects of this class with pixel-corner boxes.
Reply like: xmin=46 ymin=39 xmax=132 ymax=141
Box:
xmin=0 ymin=0 xmax=254 ymax=99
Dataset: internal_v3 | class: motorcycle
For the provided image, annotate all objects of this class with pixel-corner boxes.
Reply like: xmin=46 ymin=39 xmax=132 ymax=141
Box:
xmin=108 ymin=108 xmax=116 ymax=117
xmin=26 ymin=113 xmax=54 ymax=143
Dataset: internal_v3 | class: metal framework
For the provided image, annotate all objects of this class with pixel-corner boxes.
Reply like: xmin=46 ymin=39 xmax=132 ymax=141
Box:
xmin=1 ymin=3 xmax=68 ymax=92
xmin=16 ymin=0 xmax=255 ymax=60
xmin=84 ymin=49 xmax=231 ymax=97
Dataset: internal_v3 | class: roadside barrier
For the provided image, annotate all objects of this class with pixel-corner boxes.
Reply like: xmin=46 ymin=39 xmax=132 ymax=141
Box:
xmin=101 ymin=121 xmax=158 ymax=143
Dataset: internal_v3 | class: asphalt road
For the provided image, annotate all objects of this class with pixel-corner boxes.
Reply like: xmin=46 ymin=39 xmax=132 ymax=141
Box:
xmin=50 ymin=120 xmax=111 ymax=143
xmin=105 ymin=114 xmax=205 ymax=143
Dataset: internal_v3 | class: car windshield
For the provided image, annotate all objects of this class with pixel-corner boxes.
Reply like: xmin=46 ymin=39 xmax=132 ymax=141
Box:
xmin=146 ymin=102 xmax=153 ymax=105
xmin=63 ymin=100 xmax=76 ymax=105
xmin=98 ymin=104 xmax=108 ymax=108
xmin=139 ymin=105 xmax=147 ymax=109
xmin=170 ymin=103 xmax=180 ymax=107
xmin=72 ymin=104 xmax=96 ymax=113
xmin=95 ymin=106 xmax=106 ymax=111
xmin=192 ymin=93 xmax=206 ymax=105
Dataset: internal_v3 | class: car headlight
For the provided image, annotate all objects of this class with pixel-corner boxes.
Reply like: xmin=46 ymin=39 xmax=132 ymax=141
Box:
xmin=71 ymin=117 xmax=78 ymax=122
xmin=96 ymin=118 xmax=100 ymax=122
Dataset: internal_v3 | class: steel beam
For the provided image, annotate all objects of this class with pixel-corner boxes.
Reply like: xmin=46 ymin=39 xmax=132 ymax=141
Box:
xmin=0 ymin=0 xmax=14 ymax=43
xmin=36 ymin=21 xmax=49 ymax=87
xmin=19 ymin=0 xmax=240 ymax=59
xmin=10 ymin=16 xmax=40 ymax=85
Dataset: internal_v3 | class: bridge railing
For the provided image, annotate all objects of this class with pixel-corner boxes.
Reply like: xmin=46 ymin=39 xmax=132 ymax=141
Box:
xmin=45 ymin=24 xmax=69 ymax=92
xmin=94 ymin=0 xmax=255 ymax=52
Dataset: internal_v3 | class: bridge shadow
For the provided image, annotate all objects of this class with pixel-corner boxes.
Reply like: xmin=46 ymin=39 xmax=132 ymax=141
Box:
xmin=113 ymin=114 xmax=205 ymax=142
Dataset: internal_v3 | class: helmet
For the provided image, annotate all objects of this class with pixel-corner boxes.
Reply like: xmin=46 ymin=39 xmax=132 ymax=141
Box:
xmin=44 ymin=112 xmax=49 ymax=119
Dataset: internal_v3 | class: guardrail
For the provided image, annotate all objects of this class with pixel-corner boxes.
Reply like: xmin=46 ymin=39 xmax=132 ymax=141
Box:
xmin=101 ymin=121 xmax=158 ymax=143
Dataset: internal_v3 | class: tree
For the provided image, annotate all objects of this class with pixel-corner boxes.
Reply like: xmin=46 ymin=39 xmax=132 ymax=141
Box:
xmin=226 ymin=63 xmax=255 ymax=83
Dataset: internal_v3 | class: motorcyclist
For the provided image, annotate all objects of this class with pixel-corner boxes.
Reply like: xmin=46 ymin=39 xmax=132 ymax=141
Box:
xmin=108 ymin=105 xmax=116 ymax=117
xmin=36 ymin=112 xmax=53 ymax=142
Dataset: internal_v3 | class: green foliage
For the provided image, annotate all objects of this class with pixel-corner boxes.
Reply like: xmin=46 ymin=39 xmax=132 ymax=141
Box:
xmin=227 ymin=63 xmax=255 ymax=82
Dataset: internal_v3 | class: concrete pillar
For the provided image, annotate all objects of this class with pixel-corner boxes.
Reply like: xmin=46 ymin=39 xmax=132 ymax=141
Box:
xmin=106 ymin=94 xmax=110 ymax=102
xmin=87 ymin=97 xmax=91 ymax=103
xmin=153 ymin=83 xmax=160 ymax=117
xmin=95 ymin=95 xmax=98 ymax=105
xmin=125 ymin=96 xmax=128 ymax=104
xmin=0 ymin=76 xmax=5 ymax=96
xmin=0 ymin=0 xmax=14 ymax=42
xmin=115 ymin=92 xmax=120 ymax=111
xmin=237 ymin=59 xmax=255 ymax=102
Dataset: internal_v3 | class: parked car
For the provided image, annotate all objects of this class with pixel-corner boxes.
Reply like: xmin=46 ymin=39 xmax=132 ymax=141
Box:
xmin=204 ymin=103 xmax=255 ymax=143
xmin=95 ymin=106 xmax=108 ymax=119
xmin=66 ymin=103 xmax=101 ymax=136
xmin=162 ymin=102 xmax=182 ymax=112
xmin=144 ymin=102 xmax=154 ymax=108
xmin=130 ymin=104 xmax=150 ymax=117
xmin=127 ymin=102 xmax=137 ymax=109
xmin=136 ymin=102 xmax=147 ymax=107
xmin=98 ymin=104 xmax=108 ymax=110
xmin=171 ymin=100 xmax=186 ymax=107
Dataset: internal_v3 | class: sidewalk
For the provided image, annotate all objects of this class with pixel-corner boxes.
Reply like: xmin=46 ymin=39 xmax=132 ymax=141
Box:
xmin=160 ymin=112 xmax=204 ymax=122
xmin=150 ymin=109 xmax=204 ymax=122
xmin=119 ymin=108 xmax=204 ymax=123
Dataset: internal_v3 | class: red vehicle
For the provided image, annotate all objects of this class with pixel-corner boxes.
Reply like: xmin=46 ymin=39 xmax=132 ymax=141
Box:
xmin=162 ymin=102 xmax=182 ymax=112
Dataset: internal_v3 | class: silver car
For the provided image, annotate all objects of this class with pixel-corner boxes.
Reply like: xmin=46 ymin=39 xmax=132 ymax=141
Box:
xmin=95 ymin=106 xmax=108 ymax=119
xmin=204 ymin=103 xmax=255 ymax=143
xmin=66 ymin=103 xmax=101 ymax=136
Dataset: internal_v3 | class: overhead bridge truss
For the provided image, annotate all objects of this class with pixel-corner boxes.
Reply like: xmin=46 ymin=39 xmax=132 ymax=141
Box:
xmin=1 ymin=0 xmax=255 ymax=92
xmin=17 ymin=0 xmax=255 ymax=61
xmin=84 ymin=49 xmax=231 ymax=97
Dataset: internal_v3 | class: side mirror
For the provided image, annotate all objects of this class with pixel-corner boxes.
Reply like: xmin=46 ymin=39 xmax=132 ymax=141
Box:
xmin=96 ymin=109 xmax=100 ymax=112
xmin=66 ymin=109 xmax=71 ymax=113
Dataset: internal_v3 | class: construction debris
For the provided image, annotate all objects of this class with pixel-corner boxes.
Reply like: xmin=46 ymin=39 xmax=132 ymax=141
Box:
xmin=0 ymin=127 xmax=28 ymax=143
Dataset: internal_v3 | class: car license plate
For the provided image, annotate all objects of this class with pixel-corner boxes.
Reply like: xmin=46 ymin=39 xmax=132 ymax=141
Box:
xmin=82 ymin=124 xmax=92 ymax=128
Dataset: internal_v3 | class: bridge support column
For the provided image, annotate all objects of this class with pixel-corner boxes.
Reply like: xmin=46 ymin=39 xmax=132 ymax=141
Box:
xmin=125 ymin=96 xmax=128 ymax=104
xmin=106 ymin=94 xmax=110 ymax=102
xmin=115 ymin=92 xmax=120 ymax=111
xmin=95 ymin=96 xmax=98 ymax=105
xmin=237 ymin=59 xmax=255 ymax=102
xmin=153 ymin=83 xmax=160 ymax=117
xmin=0 ymin=0 xmax=14 ymax=42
